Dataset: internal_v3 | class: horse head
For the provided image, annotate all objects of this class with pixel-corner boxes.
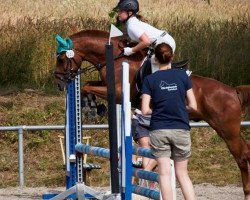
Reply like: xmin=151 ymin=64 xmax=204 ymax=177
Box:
xmin=54 ymin=30 xmax=126 ymax=91
xmin=54 ymin=34 xmax=84 ymax=90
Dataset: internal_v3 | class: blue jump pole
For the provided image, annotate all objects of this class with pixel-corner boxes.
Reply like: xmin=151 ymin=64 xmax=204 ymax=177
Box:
xmin=132 ymin=185 xmax=160 ymax=200
xmin=76 ymin=144 xmax=159 ymax=182
xmin=132 ymin=168 xmax=158 ymax=183
xmin=66 ymin=80 xmax=77 ymax=193
xmin=75 ymin=143 xmax=161 ymax=199
xmin=132 ymin=146 xmax=155 ymax=159
xmin=75 ymin=144 xmax=110 ymax=159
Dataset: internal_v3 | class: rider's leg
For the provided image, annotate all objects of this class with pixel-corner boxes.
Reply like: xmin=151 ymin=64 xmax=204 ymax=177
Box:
xmin=138 ymin=136 xmax=157 ymax=170
xmin=151 ymin=55 xmax=160 ymax=73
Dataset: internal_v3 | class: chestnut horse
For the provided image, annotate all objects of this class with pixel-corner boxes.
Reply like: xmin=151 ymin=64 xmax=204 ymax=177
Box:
xmin=54 ymin=30 xmax=250 ymax=199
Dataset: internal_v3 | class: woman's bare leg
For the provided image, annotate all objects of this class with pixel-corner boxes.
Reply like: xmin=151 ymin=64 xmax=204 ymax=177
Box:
xmin=175 ymin=159 xmax=196 ymax=200
xmin=156 ymin=157 xmax=173 ymax=200
xmin=138 ymin=136 xmax=157 ymax=170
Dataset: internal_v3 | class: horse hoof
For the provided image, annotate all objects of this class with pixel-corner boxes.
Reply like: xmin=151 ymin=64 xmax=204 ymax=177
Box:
xmin=89 ymin=108 xmax=97 ymax=118
xmin=82 ymin=106 xmax=91 ymax=115
xmin=81 ymin=96 xmax=89 ymax=107
xmin=97 ymin=104 xmax=107 ymax=117
xmin=87 ymin=93 xmax=96 ymax=101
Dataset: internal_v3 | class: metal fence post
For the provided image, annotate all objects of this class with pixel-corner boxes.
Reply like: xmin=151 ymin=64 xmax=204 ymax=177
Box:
xmin=18 ymin=128 xmax=24 ymax=186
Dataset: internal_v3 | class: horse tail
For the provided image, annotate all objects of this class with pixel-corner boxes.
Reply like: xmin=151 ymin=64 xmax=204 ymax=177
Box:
xmin=235 ymin=85 xmax=250 ymax=110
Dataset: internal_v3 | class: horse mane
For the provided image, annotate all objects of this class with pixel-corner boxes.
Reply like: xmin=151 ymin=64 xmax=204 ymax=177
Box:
xmin=71 ymin=29 xmax=110 ymax=39
xmin=70 ymin=29 xmax=129 ymax=47
xmin=69 ymin=29 xmax=146 ymax=61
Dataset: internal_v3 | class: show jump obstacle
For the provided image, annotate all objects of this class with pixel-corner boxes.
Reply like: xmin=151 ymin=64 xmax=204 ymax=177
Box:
xmin=43 ymin=25 xmax=176 ymax=200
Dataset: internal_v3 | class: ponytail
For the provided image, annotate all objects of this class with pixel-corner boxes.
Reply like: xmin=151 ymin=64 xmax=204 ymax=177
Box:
xmin=135 ymin=14 xmax=148 ymax=23
xmin=154 ymin=43 xmax=173 ymax=65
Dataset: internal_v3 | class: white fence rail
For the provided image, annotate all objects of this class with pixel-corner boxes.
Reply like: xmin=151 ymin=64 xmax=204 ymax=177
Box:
xmin=0 ymin=122 xmax=250 ymax=186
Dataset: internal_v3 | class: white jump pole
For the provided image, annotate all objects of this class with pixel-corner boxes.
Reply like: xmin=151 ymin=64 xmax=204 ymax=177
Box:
xmin=121 ymin=61 xmax=132 ymax=200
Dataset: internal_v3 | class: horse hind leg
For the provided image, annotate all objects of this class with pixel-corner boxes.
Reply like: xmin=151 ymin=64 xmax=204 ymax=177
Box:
xmin=239 ymin=140 xmax=250 ymax=200
xmin=223 ymin=132 xmax=250 ymax=199
xmin=208 ymin=115 xmax=250 ymax=199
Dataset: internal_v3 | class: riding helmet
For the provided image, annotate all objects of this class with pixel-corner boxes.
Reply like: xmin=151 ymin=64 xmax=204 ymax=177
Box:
xmin=117 ymin=0 xmax=139 ymax=14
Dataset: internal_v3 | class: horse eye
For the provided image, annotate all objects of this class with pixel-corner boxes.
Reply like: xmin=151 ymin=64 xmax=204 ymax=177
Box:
xmin=57 ymin=56 xmax=64 ymax=64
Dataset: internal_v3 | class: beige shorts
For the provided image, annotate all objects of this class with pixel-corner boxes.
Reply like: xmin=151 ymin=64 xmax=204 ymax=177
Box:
xmin=149 ymin=129 xmax=191 ymax=161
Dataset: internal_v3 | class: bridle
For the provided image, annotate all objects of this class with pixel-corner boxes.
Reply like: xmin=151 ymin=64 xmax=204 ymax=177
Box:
xmin=54 ymin=51 xmax=81 ymax=83
xmin=54 ymin=49 xmax=125 ymax=84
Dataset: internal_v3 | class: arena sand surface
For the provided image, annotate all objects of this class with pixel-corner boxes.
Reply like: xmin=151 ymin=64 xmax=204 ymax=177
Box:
xmin=0 ymin=184 xmax=244 ymax=200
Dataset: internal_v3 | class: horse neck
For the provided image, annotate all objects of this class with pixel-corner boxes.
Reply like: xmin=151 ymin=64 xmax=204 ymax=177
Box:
xmin=73 ymin=35 xmax=120 ymax=66
xmin=71 ymin=31 xmax=145 ymax=73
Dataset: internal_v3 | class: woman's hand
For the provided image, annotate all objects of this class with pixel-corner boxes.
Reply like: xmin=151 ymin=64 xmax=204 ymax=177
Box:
xmin=124 ymin=33 xmax=151 ymax=56
xmin=123 ymin=47 xmax=134 ymax=56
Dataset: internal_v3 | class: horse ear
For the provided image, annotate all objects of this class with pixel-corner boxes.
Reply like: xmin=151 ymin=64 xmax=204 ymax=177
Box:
xmin=55 ymin=34 xmax=67 ymax=47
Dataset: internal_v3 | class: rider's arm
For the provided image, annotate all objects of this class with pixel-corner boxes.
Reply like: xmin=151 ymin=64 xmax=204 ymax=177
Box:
xmin=131 ymin=33 xmax=150 ymax=53
xmin=141 ymin=94 xmax=152 ymax=115
xmin=186 ymin=88 xmax=197 ymax=112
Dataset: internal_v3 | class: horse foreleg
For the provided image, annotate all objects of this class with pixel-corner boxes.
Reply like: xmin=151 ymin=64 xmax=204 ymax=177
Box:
xmin=84 ymin=81 xmax=104 ymax=86
xmin=80 ymin=81 xmax=104 ymax=102
xmin=82 ymin=85 xmax=108 ymax=100
xmin=82 ymin=84 xmax=122 ymax=103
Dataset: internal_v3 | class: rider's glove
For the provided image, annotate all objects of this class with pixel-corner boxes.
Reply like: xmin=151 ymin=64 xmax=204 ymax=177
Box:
xmin=123 ymin=47 xmax=134 ymax=56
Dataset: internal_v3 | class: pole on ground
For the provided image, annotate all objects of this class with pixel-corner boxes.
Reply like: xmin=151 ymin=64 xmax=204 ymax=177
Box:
xmin=105 ymin=42 xmax=120 ymax=193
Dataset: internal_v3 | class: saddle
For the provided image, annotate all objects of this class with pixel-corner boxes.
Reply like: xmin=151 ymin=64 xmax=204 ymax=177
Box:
xmin=118 ymin=38 xmax=190 ymax=93
xmin=135 ymin=56 xmax=189 ymax=92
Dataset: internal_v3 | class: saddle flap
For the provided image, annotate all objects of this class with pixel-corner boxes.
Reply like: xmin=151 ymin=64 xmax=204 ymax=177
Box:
xmin=136 ymin=57 xmax=152 ymax=92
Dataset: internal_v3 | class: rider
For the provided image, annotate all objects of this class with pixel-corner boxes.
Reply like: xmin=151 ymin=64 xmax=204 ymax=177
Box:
xmin=116 ymin=0 xmax=176 ymax=73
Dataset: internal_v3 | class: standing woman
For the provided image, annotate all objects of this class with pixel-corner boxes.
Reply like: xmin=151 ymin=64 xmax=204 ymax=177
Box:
xmin=116 ymin=0 xmax=176 ymax=72
xmin=141 ymin=43 xmax=197 ymax=200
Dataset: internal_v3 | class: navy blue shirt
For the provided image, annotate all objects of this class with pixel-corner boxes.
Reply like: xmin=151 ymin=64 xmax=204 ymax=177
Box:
xmin=142 ymin=69 xmax=192 ymax=131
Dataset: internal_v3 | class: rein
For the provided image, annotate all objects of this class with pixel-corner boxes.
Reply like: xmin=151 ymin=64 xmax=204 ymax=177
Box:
xmin=54 ymin=50 xmax=125 ymax=83
xmin=76 ymin=51 xmax=125 ymax=76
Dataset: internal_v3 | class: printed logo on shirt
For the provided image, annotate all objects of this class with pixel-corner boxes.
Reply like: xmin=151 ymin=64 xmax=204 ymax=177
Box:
xmin=159 ymin=81 xmax=177 ymax=91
